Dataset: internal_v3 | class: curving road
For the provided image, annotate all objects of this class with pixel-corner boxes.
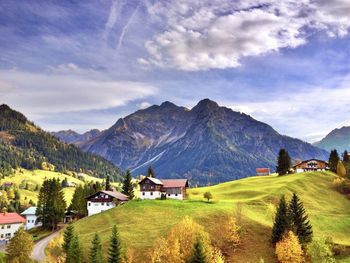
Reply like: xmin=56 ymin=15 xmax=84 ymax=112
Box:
xmin=31 ymin=231 xmax=60 ymax=262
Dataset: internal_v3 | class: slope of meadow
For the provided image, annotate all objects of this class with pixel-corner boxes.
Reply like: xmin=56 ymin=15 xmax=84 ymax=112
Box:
xmin=73 ymin=171 xmax=350 ymax=262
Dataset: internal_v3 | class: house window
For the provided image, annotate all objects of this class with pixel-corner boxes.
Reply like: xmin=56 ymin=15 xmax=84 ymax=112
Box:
xmin=28 ymin=220 xmax=30 ymax=223
xmin=0 ymin=234 xmax=3 ymax=238
xmin=142 ymin=192 xmax=145 ymax=196
xmin=1 ymin=225 xmax=4 ymax=229
xmin=150 ymin=192 xmax=153 ymax=196
xmin=5 ymin=233 xmax=11 ymax=238
xmin=88 ymin=202 xmax=91 ymax=206
xmin=168 ymin=194 xmax=170 ymax=196
xmin=107 ymin=203 xmax=110 ymax=206
xmin=175 ymin=194 xmax=178 ymax=196
xmin=7 ymin=225 xmax=10 ymax=229
xmin=102 ymin=202 xmax=104 ymax=206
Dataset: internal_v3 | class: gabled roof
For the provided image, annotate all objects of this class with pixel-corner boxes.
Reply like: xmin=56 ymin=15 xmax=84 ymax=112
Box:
xmin=0 ymin=213 xmax=25 ymax=224
xmin=161 ymin=179 xmax=188 ymax=188
xmin=292 ymin=159 xmax=329 ymax=167
xmin=21 ymin=207 xmax=37 ymax=216
xmin=85 ymin=190 xmax=129 ymax=201
xmin=139 ymin=177 xmax=163 ymax=185
xmin=256 ymin=168 xmax=270 ymax=173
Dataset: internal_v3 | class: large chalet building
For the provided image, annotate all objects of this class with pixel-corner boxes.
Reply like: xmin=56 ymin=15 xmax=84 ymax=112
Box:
xmin=0 ymin=212 xmax=25 ymax=242
xmin=293 ymin=159 xmax=329 ymax=173
xmin=139 ymin=177 xmax=189 ymax=200
xmin=85 ymin=190 xmax=129 ymax=216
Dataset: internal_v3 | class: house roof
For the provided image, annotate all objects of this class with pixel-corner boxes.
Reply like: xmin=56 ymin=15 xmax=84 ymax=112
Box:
xmin=85 ymin=190 xmax=129 ymax=201
xmin=256 ymin=168 xmax=270 ymax=173
xmin=292 ymin=159 xmax=328 ymax=168
xmin=139 ymin=177 xmax=164 ymax=185
xmin=161 ymin=179 xmax=188 ymax=188
xmin=21 ymin=207 xmax=37 ymax=216
xmin=0 ymin=213 xmax=25 ymax=224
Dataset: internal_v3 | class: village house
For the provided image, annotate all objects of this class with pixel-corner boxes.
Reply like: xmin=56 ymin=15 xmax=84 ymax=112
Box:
xmin=0 ymin=212 xmax=25 ymax=242
xmin=21 ymin=207 xmax=41 ymax=230
xmin=85 ymin=190 xmax=128 ymax=216
xmin=139 ymin=177 xmax=189 ymax=200
xmin=293 ymin=159 xmax=329 ymax=173
xmin=256 ymin=168 xmax=270 ymax=176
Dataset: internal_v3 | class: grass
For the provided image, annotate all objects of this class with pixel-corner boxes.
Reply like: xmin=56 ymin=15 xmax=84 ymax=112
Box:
xmin=73 ymin=171 xmax=350 ymax=262
xmin=28 ymin=227 xmax=52 ymax=242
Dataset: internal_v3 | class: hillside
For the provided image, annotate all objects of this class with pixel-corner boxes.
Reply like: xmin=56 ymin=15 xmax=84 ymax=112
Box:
xmin=63 ymin=99 xmax=328 ymax=185
xmin=52 ymin=129 xmax=101 ymax=146
xmin=314 ymin=126 xmax=350 ymax=152
xmin=73 ymin=171 xmax=350 ymax=262
xmin=0 ymin=104 xmax=121 ymax=181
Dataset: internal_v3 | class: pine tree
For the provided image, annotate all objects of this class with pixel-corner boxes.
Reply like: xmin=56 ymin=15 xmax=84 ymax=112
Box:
xmin=276 ymin=149 xmax=291 ymax=176
xmin=122 ymin=170 xmax=134 ymax=199
xmin=108 ymin=225 xmax=123 ymax=263
xmin=188 ymin=238 xmax=208 ymax=263
xmin=105 ymin=175 xmax=112 ymax=191
xmin=272 ymin=195 xmax=289 ymax=244
xmin=6 ymin=227 xmax=34 ymax=263
xmin=63 ymin=223 xmax=75 ymax=255
xmin=343 ymin=150 xmax=349 ymax=163
xmin=147 ymin=166 xmax=155 ymax=178
xmin=288 ymin=193 xmax=313 ymax=245
xmin=67 ymin=235 xmax=83 ymax=263
xmin=329 ymin=149 xmax=340 ymax=173
xmin=89 ymin=233 xmax=103 ymax=263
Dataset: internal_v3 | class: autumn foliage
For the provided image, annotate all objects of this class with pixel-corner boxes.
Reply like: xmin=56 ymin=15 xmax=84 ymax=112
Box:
xmin=275 ymin=231 xmax=303 ymax=263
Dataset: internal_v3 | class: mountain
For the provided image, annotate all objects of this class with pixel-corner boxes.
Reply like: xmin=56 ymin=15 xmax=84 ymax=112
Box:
xmin=0 ymin=104 xmax=121 ymax=180
xmin=75 ymin=99 xmax=328 ymax=185
xmin=52 ymin=129 xmax=101 ymax=146
xmin=314 ymin=126 xmax=350 ymax=153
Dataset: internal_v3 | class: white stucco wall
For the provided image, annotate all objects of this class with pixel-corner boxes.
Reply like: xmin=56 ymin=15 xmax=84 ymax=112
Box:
xmin=24 ymin=215 xmax=41 ymax=230
xmin=87 ymin=201 xmax=116 ymax=216
xmin=139 ymin=191 xmax=162 ymax=200
xmin=0 ymin=223 xmax=24 ymax=241
xmin=165 ymin=193 xmax=184 ymax=200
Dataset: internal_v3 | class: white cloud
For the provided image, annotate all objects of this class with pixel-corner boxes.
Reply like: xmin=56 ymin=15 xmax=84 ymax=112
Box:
xmin=138 ymin=101 xmax=152 ymax=109
xmin=140 ymin=0 xmax=350 ymax=71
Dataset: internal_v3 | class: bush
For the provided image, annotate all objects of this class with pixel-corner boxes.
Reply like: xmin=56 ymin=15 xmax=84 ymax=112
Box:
xmin=307 ymin=237 xmax=335 ymax=263
xmin=275 ymin=231 xmax=303 ymax=263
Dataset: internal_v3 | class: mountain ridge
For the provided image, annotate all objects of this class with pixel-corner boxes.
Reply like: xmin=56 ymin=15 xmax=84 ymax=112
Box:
xmin=314 ymin=126 xmax=350 ymax=153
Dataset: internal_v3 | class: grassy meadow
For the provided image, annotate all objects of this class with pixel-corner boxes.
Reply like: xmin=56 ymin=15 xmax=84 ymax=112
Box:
xmin=73 ymin=171 xmax=350 ymax=262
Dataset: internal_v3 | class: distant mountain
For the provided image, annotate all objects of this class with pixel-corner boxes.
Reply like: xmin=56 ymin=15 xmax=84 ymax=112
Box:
xmin=73 ymin=99 xmax=328 ymax=185
xmin=0 ymin=104 xmax=121 ymax=180
xmin=52 ymin=129 xmax=100 ymax=146
xmin=314 ymin=126 xmax=350 ymax=153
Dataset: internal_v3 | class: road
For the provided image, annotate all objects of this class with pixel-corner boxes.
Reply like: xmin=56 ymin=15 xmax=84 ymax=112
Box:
xmin=31 ymin=231 xmax=60 ymax=262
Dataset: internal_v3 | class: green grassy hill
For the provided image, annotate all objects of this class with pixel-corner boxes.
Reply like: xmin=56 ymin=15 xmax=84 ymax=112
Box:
xmin=73 ymin=171 xmax=350 ymax=262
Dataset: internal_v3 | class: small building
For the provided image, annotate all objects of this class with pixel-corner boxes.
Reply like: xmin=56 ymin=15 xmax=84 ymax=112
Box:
xmin=85 ymin=190 xmax=128 ymax=216
xmin=21 ymin=207 xmax=41 ymax=230
xmin=293 ymin=159 xmax=329 ymax=173
xmin=0 ymin=212 xmax=25 ymax=242
xmin=256 ymin=168 xmax=270 ymax=176
xmin=139 ymin=177 xmax=189 ymax=200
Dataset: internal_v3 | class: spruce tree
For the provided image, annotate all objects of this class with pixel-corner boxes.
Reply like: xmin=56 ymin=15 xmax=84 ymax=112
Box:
xmin=288 ymin=193 xmax=313 ymax=245
xmin=67 ymin=235 xmax=83 ymax=263
xmin=105 ymin=175 xmax=112 ymax=191
xmin=272 ymin=195 xmax=289 ymax=244
xmin=63 ymin=223 xmax=75 ymax=255
xmin=276 ymin=149 xmax=291 ymax=176
xmin=122 ymin=170 xmax=134 ymax=199
xmin=147 ymin=166 xmax=155 ymax=178
xmin=329 ymin=149 xmax=340 ymax=173
xmin=108 ymin=225 xmax=123 ymax=263
xmin=188 ymin=238 xmax=208 ymax=263
xmin=89 ymin=233 xmax=103 ymax=263
xmin=343 ymin=150 xmax=349 ymax=163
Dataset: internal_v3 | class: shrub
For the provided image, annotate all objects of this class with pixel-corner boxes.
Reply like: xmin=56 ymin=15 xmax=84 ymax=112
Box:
xmin=275 ymin=231 xmax=303 ymax=263
xmin=307 ymin=237 xmax=335 ymax=263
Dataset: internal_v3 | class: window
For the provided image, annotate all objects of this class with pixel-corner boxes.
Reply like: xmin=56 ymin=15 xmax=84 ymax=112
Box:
xmin=32 ymin=220 xmax=35 ymax=223
xmin=175 ymin=194 xmax=178 ymax=196
xmin=28 ymin=220 xmax=30 ymax=223
xmin=101 ymin=202 xmax=104 ymax=206
xmin=142 ymin=192 xmax=145 ymax=196
xmin=88 ymin=202 xmax=91 ymax=206
xmin=150 ymin=192 xmax=153 ymax=196
xmin=7 ymin=225 xmax=10 ymax=229
xmin=1 ymin=225 xmax=4 ymax=229
xmin=107 ymin=203 xmax=110 ymax=206
xmin=0 ymin=234 xmax=3 ymax=238
xmin=5 ymin=233 xmax=11 ymax=238
xmin=168 ymin=194 xmax=170 ymax=196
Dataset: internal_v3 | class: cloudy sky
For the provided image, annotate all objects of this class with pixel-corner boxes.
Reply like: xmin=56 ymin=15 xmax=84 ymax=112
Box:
xmin=1 ymin=0 xmax=350 ymax=142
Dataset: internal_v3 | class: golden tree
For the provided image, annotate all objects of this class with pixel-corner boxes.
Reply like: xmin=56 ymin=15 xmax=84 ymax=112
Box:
xmin=6 ymin=227 xmax=34 ymax=263
xmin=275 ymin=231 xmax=303 ymax=263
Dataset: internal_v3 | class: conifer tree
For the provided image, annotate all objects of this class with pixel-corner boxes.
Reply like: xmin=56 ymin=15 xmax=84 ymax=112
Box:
xmin=188 ymin=238 xmax=208 ymax=263
xmin=6 ymin=227 xmax=34 ymax=263
xmin=272 ymin=195 xmax=289 ymax=244
xmin=288 ymin=193 xmax=313 ymax=245
xmin=63 ymin=223 xmax=75 ymax=255
xmin=343 ymin=150 xmax=349 ymax=163
xmin=67 ymin=235 xmax=83 ymax=263
xmin=276 ymin=149 xmax=291 ymax=175
xmin=329 ymin=149 xmax=340 ymax=173
xmin=122 ymin=170 xmax=134 ymax=199
xmin=89 ymin=233 xmax=103 ymax=263
xmin=108 ymin=225 xmax=123 ymax=263
xmin=105 ymin=175 xmax=112 ymax=191
xmin=147 ymin=166 xmax=155 ymax=178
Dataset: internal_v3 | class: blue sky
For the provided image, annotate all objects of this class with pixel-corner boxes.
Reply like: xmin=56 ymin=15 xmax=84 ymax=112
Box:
xmin=1 ymin=0 xmax=350 ymax=142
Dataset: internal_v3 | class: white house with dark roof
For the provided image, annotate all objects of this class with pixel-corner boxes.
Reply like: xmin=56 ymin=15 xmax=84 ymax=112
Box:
xmin=21 ymin=207 xmax=41 ymax=230
xmin=85 ymin=190 xmax=129 ymax=216
xmin=139 ymin=177 xmax=189 ymax=200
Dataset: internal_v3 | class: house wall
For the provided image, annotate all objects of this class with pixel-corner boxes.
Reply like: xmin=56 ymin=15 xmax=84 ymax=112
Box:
xmin=139 ymin=191 xmax=162 ymax=200
xmin=24 ymin=215 xmax=41 ymax=230
xmin=0 ymin=223 xmax=24 ymax=241
xmin=87 ymin=201 xmax=116 ymax=216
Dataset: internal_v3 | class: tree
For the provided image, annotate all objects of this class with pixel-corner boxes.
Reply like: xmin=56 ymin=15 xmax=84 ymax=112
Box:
xmin=63 ymin=223 xmax=75 ymax=255
xmin=227 ymin=217 xmax=241 ymax=246
xmin=337 ymin=161 xmax=347 ymax=178
xmin=276 ymin=149 xmax=291 ymax=175
xmin=67 ymin=235 xmax=83 ymax=263
xmin=308 ymin=237 xmax=335 ymax=263
xmin=272 ymin=195 xmax=289 ymax=244
xmin=89 ymin=233 xmax=103 ymax=263
xmin=6 ymin=227 xmax=34 ymax=263
xmin=188 ymin=238 xmax=208 ymax=263
xmin=343 ymin=150 xmax=349 ymax=163
xmin=147 ymin=166 xmax=155 ymax=178
xmin=288 ymin=193 xmax=313 ymax=245
xmin=329 ymin=149 xmax=340 ymax=173
xmin=122 ymin=170 xmax=134 ymax=199
xmin=203 ymin=192 xmax=213 ymax=202
xmin=108 ymin=225 xmax=123 ymax=263
xmin=275 ymin=231 xmax=303 ymax=263
xmin=105 ymin=175 xmax=112 ymax=191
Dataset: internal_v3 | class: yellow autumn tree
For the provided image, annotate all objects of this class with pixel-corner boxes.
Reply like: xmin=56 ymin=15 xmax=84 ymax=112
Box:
xmin=337 ymin=161 xmax=347 ymax=178
xmin=275 ymin=231 xmax=303 ymax=263
xmin=6 ymin=227 xmax=34 ymax=263
xmin=227 ymin=217 xmax=241 ymax=247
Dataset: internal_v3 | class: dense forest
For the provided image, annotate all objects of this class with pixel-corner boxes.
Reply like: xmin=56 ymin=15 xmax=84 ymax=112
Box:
xmin=0 ymin=104 xmax=122 ymax=181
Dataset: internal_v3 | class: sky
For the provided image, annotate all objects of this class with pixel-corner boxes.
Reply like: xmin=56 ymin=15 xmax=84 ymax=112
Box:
xmin=1 ymin=0 xmax=350 ymax=142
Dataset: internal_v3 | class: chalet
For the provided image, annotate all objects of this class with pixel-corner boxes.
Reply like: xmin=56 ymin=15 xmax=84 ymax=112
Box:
xmin=21 ymin=207 xmax=41 ymax=230
xmin=293 ymin=159 xmax=329 ymax=173
xmin=139 ymin=177 xmax=189 ymax=200
xmin=85 ymin=190 xmax=128 ymax=216
xmin=0 ymin=212 xmax=25 ymax=242
xmin=256 ymin=168 xmax=270 ymax=176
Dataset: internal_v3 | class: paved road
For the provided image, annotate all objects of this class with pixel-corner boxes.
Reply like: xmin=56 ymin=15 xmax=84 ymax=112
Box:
xmin=31 ymin=231 xmax=60 ymax=262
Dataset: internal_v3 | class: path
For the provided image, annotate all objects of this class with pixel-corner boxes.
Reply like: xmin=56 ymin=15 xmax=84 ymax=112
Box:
xmin=31 ymin=231 xmax=60 ymax=262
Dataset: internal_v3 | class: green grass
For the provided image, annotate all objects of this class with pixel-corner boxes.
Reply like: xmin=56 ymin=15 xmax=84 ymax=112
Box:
xmin=73 ymin=171 xmax=350 ymax=262
xmin=28 ymin=227 xmax=52 ymax=242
